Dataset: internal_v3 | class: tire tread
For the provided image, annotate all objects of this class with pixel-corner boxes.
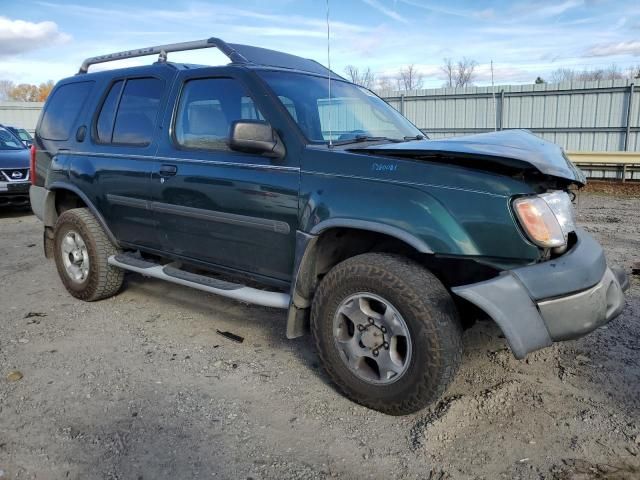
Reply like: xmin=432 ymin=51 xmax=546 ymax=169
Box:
xmin=53 ymin=208 xmax=123 ymax=301
xmin=311 ymin=253 xmax=462 ymax=415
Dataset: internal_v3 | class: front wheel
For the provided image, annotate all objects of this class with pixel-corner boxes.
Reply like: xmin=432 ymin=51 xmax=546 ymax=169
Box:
xmin=53 ymin=208 xmax=123 ymax=301
xmin=311 ymin=253 xmax=462 ymax=415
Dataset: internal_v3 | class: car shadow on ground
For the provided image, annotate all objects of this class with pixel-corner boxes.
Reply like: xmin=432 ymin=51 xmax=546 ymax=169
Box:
xmin=0 ymin=206 xmax=33 ymax=218
xmin=120 ymin=272 xmax=340 ymax=389
xmin=118 ymin=271 xmax=511 ymax=395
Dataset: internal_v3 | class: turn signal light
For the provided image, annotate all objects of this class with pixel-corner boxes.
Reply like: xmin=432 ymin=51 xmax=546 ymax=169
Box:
xmin=513 ymin=196 xmax=565 ymax=248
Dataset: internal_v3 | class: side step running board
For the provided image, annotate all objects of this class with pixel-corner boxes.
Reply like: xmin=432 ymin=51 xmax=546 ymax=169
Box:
xmin=108 ymin=255 xmax=290 ymax=309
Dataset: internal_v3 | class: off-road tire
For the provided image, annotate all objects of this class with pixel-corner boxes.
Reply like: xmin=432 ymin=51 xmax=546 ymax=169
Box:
xmin=53 ymin=208 xmax=123 ymax=301
xmin=311 ymin=253 xmax=463 ymax=415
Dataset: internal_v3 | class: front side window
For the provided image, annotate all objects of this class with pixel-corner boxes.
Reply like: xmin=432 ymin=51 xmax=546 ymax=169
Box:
xmin=174 ymin=77 xmax=264 ymax=151
xmin=40 ymin=81 xmax=94 ymax=141
xmin=95 ymin=77 xmax=163 ymax=146
xmin=257 ymin=71 xmax=423 ymax=143
xmin=18 ymin=129 xmax=32 ymax=141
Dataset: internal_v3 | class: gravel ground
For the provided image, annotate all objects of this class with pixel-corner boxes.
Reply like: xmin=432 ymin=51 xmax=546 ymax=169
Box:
xmin=0 ymin=192 xmax=639 ymax=480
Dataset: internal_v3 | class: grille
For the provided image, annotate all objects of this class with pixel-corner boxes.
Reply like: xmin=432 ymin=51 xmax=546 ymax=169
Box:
xmin=1 ymin=169 xmax=29 ymax=182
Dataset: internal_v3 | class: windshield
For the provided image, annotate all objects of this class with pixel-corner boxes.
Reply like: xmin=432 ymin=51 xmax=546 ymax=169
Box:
xmin=0 ymin=127 xmax=25 ymax=150
xmin=258 ymin=71 xmax=423 ymax=144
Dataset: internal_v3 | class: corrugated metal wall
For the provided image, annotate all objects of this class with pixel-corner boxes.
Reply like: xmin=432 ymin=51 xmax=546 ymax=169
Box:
xmin=381 ymin=79 xmax=639 ymax=152
xmin=0 ymin=102 xmax=45 ymax=134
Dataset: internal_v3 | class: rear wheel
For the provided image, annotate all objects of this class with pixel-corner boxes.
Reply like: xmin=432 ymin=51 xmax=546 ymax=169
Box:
xmin=53 ymin=208 xmax=123 ymax=301
xmin=311 ymin=253 xmax=462 ymax=415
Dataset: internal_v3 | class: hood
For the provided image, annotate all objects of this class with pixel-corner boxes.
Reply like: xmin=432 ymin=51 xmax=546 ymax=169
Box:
xmin=350 ymin=129 xmax=586 ymax=186
xmin=0 ymin=148 xmax=30 ymax=169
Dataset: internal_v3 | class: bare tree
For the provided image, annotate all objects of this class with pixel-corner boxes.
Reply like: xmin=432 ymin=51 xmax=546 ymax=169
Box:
xmin=627 ymin=65 xmax=640 ymax=79
xmin=375 ymin=75 xmax=395 ymax=92
xmin=0 ymin=80 xmax=14 ymax=101
xmin=456 ymin=57 xmax=477 ymax=87
xmin=441 ymin=58 xmax=455 ymax=87
xmin=550 ymin=68 xmax=575 ymax=83
xmin=397 ymin=64 xmax=424 ymax=91
xmin=440 ymin=57 xmax=477 ymax=88
xmin=603 ymin=64 xmax=623 ymax=80
xmin=550 ymin=65 xmax=625 ymax=83
xmin=344 ymin=65 xmax=376 ymax=89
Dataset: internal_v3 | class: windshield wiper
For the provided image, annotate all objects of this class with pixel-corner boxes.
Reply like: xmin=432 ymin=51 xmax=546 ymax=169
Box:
xmin=403 ymin=134 xmax=425 ymax=141
xmin=329 ymin=135 xmax=404 ymax=147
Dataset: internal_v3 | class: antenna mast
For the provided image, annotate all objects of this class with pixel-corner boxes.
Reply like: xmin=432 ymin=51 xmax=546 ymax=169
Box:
xmin=491 ymin=60 xmax=497 ymax=131
xmin=326 ymin=0 xmax=333 ymax=147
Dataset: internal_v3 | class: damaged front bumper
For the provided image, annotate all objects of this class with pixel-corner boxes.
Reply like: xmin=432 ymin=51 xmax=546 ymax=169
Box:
xmin=452 ymin=228 xmax=629 ymax=359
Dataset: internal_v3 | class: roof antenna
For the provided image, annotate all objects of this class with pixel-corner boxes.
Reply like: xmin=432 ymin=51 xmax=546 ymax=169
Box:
xmin=326 ymin=0 xmax=333 ymax=148
xmin=491 ymin=60 xmax=497 ymax=131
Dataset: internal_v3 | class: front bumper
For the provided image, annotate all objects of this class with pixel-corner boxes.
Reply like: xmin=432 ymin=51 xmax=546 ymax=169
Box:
xmin=0 ymin=180 xmax=30 ymax=206
xmin=452 ymin=228 xmax=629 ymax=359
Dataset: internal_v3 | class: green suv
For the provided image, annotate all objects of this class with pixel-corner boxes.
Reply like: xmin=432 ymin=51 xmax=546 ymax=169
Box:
xmin=29 ymin=38 xmax=628 ymax=415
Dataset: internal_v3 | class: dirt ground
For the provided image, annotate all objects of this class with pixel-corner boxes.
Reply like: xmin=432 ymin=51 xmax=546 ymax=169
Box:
xmin=1 ymin=191 xmax=639 ymax=480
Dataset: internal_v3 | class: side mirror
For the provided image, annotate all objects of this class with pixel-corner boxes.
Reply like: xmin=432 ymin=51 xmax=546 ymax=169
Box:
xmin=229 ymin=120 xmax=285 ymax=159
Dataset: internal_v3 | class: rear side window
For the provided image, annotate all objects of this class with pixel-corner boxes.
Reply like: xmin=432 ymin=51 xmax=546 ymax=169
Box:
xmin=96 ymin=77 xmax=163 ymax=146
xmin=40 ymin=81 xmax=94 ymax=141
xmin=96 ymin=80 xmax=123 ymax=142
xmin=174 ymin=78 xmax=265 ymax=151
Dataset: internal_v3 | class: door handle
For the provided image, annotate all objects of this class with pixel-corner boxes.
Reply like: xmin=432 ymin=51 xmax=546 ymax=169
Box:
xmin=159 ymin=164 xmax=178 ymax=177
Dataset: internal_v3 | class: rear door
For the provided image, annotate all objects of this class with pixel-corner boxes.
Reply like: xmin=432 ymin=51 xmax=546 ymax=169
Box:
xmin=79 ymin=73 xmax=173 ymax=250
xmin=153 ymin=71 xmax=300 ymax=282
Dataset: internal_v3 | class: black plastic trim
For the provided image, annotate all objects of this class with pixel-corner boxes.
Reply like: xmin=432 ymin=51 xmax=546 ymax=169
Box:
xmin=119 ymin=241 xmax=290 ymax=289
xmin=151 ymin=201 xmax=291 ymax=234
xmin=309 ymin=218 xmax=433 ymax=253
xmin=103 ymin=194 xmax=290 ymax=234
xmin=48 ymin=182 xmax=120 ymax=246
xmin=163 ymin=266 xmax=242 ymax=290
xmin=106 ymin=194 xmax=150 ymax=210
xmin=511 ymin=228 xmax=606 ymax=301
xmin=114 ymin=253 xmax=158 ymax=269
xmin=286 ymin=231 xmax=317 ymax=338
xmin=452 ymin=273 xmax=553 ymax=359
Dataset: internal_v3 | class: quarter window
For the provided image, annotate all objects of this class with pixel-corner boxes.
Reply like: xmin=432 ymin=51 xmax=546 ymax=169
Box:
xmin=175 ymin=78 xmax=265 ymax=151
xmin=95 ymin=77 xmax=163 ymax=145
xmin=40 ymin=81 xmax=94 ymax=141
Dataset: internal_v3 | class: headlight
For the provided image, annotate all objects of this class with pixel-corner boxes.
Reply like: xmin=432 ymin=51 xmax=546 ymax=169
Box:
xmin=513 ymin=191 xmax=575 ymax=248
xmin=539 ymin=191 xmax=576 ymax=237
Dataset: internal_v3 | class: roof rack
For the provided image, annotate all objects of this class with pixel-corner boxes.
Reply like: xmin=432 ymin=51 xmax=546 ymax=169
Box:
xmin=78 ymin=37 xmax=247 ymax=74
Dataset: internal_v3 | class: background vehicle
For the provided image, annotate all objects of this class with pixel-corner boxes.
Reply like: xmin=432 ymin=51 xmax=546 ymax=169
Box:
xmin=0 ymin=125 xmax=31 ymax=207
xmin=29 ymin=38 xmax=628 ymax=415
xmin=0 ymin=124 xmax=34 ymax=147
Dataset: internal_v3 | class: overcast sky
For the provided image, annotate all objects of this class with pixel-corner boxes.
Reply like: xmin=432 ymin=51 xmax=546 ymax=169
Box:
xmin=1 ymin=0 xmax=639 ymax=87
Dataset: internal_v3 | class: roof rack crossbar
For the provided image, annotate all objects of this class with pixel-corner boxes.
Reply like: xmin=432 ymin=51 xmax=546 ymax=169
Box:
xmin=78 ymin=37 xmax=247 ymax=74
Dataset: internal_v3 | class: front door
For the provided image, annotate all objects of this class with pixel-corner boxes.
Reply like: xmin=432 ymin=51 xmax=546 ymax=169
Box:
xmin=153 ymin=73 xmax=299 ymax=282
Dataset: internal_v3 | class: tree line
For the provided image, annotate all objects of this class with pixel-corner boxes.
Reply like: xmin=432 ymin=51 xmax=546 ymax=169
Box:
xmin=343 ymin=58 xmax=479 ymax=92
xmin=0 ymin=80 xmax=55 ymax=102
xmin=546 ymin=65 xmax=640 ymax=84
xmin=345 ymin=60 xmax=640 ymax=93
